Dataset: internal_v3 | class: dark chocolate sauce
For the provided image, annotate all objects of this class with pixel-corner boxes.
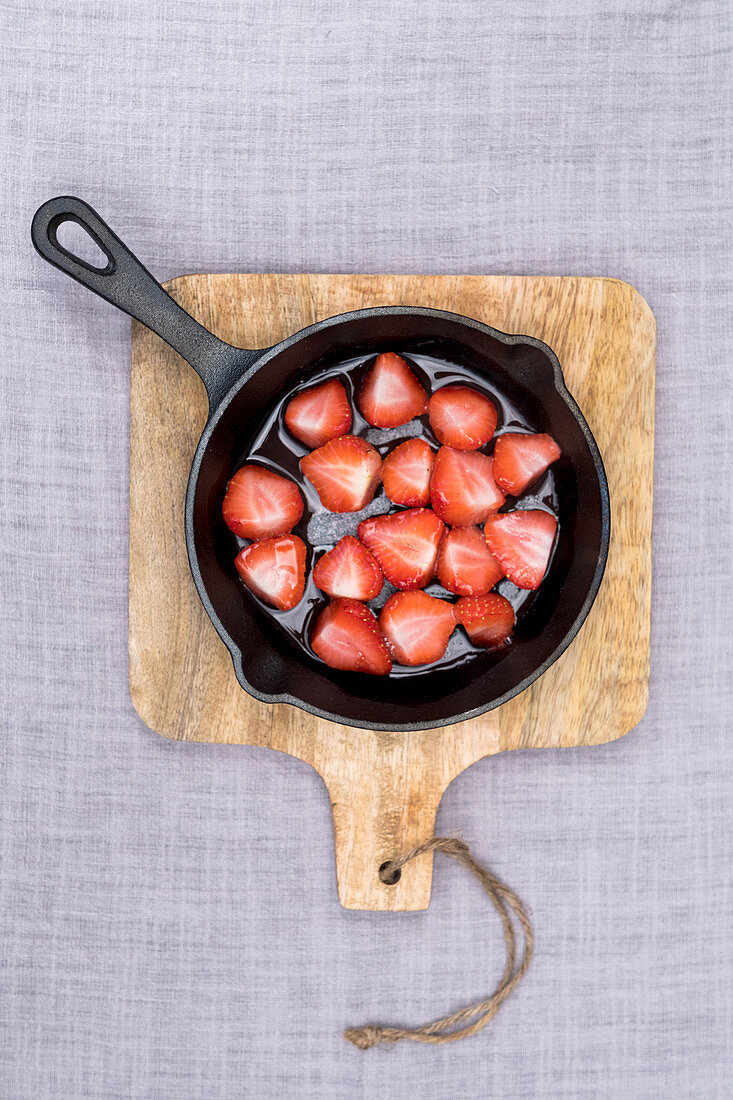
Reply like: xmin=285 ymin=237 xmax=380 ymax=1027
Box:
xmin=228 ymin=351 xmax=558 ymax=678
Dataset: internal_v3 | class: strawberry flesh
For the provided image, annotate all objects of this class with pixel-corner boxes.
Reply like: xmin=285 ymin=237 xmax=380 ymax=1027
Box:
xmin=284 ymin=378 xmax=352 ymax=449
xmin=382 ymin=438 xmax=435 ymax=507
xmin=358 ymin=352 xmax=428 ymax=428
xmin=223 ymin=464 xmax=304 ymax=540
xmin=300 ymin=434 xmax=382 ymax=512
xmin=234 ymin=535 xmax=306 ymax=610
xmin=428 ymin=385 xmax=498 ymax=450
xmin=358 ymin=508 xmax=445 ymax=590
xmin=379 ymin=590 xmax=457 ymax=666
xmin=429 ymin=446 xmax=505 ymax=527
xmin=312 ymin=535 xmax=384 ymax=600
xmin=493 ymin=432 xmax=561 ymax=495
xmin=484 ymin=509 xmax=557 ymax=589
xmin=436 ymin=525 xmax=504 ymax=596
xmin=311 ymin=598 xmax=392 ymax=675
xmin=227 ymin=355 xmax=561 ymax=673
xmin=455 ymin=593 xmax=515 ymax=648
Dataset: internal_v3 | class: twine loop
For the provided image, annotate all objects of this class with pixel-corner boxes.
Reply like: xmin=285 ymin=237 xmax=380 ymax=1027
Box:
xmin=344 ymin=836 xmax=534 ymax=1050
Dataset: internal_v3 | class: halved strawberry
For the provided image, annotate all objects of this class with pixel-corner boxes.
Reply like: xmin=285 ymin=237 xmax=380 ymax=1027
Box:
xmin=234 ymin=535 xmax=306 ymax=610
xmin=382 ymin=438 xmax=435 ymax=507
xmin=428 ymin=385 xmax=498 ymax=450
xmin=312 ymin=536 xmax=384 ymax=600
xmin=484 ymin=509 xmax=557 ymax=589
xmin=455 ymin=593 xmax=515 ymax=648
xmin=493 ymin=432 xmax=561 ymax=495
xmin=358 ymin=508 xmax=445 ymax=590
xmin=310 ymin=598 xmax=392 ymax=675
xmin=223 ymin=464 xmax=304 ymax=540
xmin=429 ymin=446 xmax=505 ymax=527
xmin=436 ymin=525 xmax=504 ymax=596
xmin=357 ymin=352 xmax=428 ymax=428
xmin=284 ymin=378 xmax=352 ymax=449
xmin=379 ymin=591 xmax=457 ymax=666
xmin=300 ymin=435 xmax=382 ymax=513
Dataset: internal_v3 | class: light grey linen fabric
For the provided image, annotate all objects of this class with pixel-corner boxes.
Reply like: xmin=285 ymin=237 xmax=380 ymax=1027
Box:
xmin=2 ymin=1 xmax=731 ymax=1097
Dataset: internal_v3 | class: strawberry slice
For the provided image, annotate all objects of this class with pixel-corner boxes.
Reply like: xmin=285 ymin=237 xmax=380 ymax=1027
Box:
xmin=358 ymin=508 xmax=445 ymax=590
xmin=312 ymin=536 xmax=384 ymax=600
xmin=436 ymin=525 xmax=504 ymax=596
xmin=429 ymin=446 xmax=505 ymax=527
xmin=311 ymin=598 xmax=392 ymax=675
xmin=357 ymin=352 xmax=428 ymax=428
xmin=379 ymin=590 xmax=457 ymax=666
xmin=223 ymin=464 xmax=304 ymax=540
xmin=428 ymin=385 xmax=498 ymax=450
xmin=234 ymin=535 xmax=306 ymax=610
xmin=284 ymin=378 xmax=352 ymax=449
xmin=455 ymin=593 xmax=515 ymax=648
xmin=484 ymin=510 xmax=557 ymax=589
xmin=300 ymin=435 xmax=382 ymax=513
xmin=493 ymin=432 xmax=561 ymax=495
xmin=382 ymin=438 xmax=435 ymax=507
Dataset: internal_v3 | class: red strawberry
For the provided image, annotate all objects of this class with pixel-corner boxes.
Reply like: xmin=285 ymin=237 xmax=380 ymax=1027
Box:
xmin=300 ymin=435 xmax=382 ymax=513
xmin=311 ymin=598 xmax=392 ymax=675
xmin=484 ymin=510 xmax=557 ymax=589
xmin=234 ymin=535 xmax=306 ymax=610
xmin=312 ymin=536 xmax=384 ymax=600
xmin=382 ymin=438 xmax=435 ymax=507
xmin=493 ymin=432 xmax=561 ymax=495
xmin=428 ymin=385 xmax=498 ymax=450
xmin=379 ymin=591 xmax=457 ymax=666
xmin=429 ymin=446 xmax=505 ymax=527
xmin=284 ymin=378 xmax=352 ymax=449
xmin=455 ymin=593 xmax=515 ymax=648
xmin=358 ymin=508 xmax=445 ymax=590
xmin=358 ymin=352 xmax=428 ymax=428
xmin=436 ymin=525 xmax=504 ymax=596
xmin=223 ymin=464 xmax=304 ymax=540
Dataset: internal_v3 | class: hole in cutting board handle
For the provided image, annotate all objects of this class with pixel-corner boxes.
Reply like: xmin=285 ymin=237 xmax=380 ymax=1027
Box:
xmin=379 ymin=860 xmax=401 ymax=886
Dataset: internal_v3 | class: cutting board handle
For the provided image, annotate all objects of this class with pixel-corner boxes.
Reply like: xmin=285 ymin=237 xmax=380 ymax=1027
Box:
xmin=318 ymin=730 xmax=444 ymax=910
xmin=31 ymin=196 xmax=254 ymax=408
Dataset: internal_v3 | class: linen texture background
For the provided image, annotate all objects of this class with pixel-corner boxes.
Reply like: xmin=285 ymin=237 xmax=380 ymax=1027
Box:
xmin=1 ymin=1 xmax=731 ymax=1096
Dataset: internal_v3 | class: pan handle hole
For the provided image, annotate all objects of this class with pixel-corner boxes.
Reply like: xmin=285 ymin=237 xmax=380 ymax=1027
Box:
xmin=379 ymin=860 xmax=401 ymax=886
xmin=53 ymin=217 xmax=113 ymax=274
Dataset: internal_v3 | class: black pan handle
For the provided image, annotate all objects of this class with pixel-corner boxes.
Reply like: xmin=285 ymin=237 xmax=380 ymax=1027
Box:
xmin=31 ymin=196 xmax=256 ymax=408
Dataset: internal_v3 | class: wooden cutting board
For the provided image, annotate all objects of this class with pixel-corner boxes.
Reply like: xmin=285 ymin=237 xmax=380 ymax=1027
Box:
xmin=129 ymin=274 xmax=655 ymax=911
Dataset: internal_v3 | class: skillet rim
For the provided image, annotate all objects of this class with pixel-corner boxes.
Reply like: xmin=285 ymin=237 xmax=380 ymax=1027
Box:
xmin=185 ymin=305 xmax=611 ymax=732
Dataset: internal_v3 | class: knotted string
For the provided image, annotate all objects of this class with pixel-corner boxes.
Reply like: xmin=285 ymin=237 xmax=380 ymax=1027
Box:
xmin=344 ymin=837 xmax=534 ymax=1049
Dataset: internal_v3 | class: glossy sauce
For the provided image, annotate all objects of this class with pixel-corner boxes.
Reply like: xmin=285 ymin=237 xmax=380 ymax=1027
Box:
xmin=228 ymin=351 xmax=559 ymax=678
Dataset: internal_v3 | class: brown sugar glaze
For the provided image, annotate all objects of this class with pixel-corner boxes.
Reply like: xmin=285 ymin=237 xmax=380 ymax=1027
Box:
xmin=227 ymin=348 xmax=559 ymax=679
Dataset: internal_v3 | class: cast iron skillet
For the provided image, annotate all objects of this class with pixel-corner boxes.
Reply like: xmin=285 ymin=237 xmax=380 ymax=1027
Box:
xmin=32 ymin=196 xmax=610 ymax=732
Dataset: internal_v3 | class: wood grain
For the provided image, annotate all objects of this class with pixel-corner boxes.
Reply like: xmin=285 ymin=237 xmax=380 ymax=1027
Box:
xmin=129 ymin=274 xmax=655 ymax=910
